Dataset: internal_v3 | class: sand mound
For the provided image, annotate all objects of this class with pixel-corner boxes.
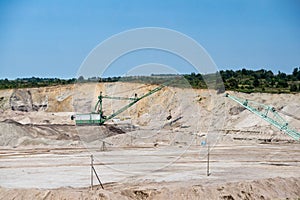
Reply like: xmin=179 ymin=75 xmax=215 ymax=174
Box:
xmin=0 ymin=177 xmax=298 ymax=200
xmin=0 ymin=119 xmax=134 ymax=147
xmin=0 ymin=120 xmax=31 ymax=146
xmin=150 ymin=177 xmax=300 ymax=200
xmin=0 ymin=120 xmax=79 ymax=147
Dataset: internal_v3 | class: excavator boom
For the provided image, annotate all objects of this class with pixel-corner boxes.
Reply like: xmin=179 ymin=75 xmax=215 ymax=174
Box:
xmin=225 ymin=93 xmax=300 ymax=141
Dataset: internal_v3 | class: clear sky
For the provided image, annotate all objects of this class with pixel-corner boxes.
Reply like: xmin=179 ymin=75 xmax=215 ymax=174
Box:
xmin=0 ymin=0 xmax=299 ymax=79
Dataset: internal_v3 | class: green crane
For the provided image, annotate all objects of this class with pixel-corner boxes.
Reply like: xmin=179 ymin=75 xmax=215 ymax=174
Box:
xmin=73 ymin=84 xmax=165 ymax=125
xmin=225 ymin=93 xmax=300 ymax=141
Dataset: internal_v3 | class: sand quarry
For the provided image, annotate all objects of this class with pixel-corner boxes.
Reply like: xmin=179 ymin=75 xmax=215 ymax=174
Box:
xmin=0 ymin=82 xmax=299 ymax=199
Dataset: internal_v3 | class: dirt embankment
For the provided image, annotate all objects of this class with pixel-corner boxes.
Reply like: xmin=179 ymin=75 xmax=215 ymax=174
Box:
xmin=0 ymin=85 xmax=74 ymax=112
xmin=0 ymin=177 xmax=299 ymax=200
xmin=0 ymin=82 xmax=299 ymax=147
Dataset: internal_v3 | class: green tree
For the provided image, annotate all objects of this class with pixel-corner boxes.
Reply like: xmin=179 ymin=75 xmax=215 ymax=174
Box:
xmin=290 ymin=84 xmax=298 ymax=92
xmin=227 ymin=78 xmax=239 ymax=89
xmin=277 ymin=79 xmax=288 ymax=88
xmin=241 ymin=68 xmax=248 ymax=75
xmin=293 ymin=67 xmax=298 ymax=77
xmin=77 ymin=76 xmax=85 ymax=82
xmin=278 ymin=71 xmax=287 ymax=79
xmin=253 ymin=78 xmax=259 ymax=87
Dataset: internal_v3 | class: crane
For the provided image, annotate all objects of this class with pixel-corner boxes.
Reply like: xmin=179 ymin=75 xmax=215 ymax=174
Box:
xmin=225 ymin=93 xmax=300 ymax=141
xmin=72 ymin=84 xmax=165 ymax=125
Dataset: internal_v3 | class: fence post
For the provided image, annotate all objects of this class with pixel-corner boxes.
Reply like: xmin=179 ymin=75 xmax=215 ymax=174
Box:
xmin=91 ymin=154 xmax=93 ymax=190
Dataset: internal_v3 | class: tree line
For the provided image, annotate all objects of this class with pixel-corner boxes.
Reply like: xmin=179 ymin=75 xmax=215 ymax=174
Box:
xmin=1 ymin=67 xmax=299 ymax=93
xmin=218 ymin=67 xmax=300 ymax=93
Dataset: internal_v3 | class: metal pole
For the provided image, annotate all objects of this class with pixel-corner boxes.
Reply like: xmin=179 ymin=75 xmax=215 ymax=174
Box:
xmin=92 ymin=166 xmax=104 ymax=189
xmin=207 ymin=138 xmax=210 ymax=176
xmin=91 ymin=155 xmax=93 ymax=190
xmin=101 ymin=141 xmax=105 ymax=151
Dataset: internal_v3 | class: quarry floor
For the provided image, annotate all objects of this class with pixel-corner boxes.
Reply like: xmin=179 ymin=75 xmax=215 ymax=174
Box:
xmin=1 ymin=142 xmax=299 ymax=189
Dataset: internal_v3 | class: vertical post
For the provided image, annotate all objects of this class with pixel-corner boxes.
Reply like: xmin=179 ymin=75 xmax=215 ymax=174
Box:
xmin=101 ymin=141 xmax=106 ymax=151
xmin=99 ymin=92 xmax=103 ymax=114
xmin=207 ymin=137 xmax=210 ymax=176
xmin=91 ymin=154 xmax=93 ymax=190
xmin=99 ymin=92 xmax=103 ymax=125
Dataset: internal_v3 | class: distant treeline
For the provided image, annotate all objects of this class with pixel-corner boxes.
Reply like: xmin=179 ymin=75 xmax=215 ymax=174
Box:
xmin=185 ymin=67 xmax=300 ymax=93
xmin=218 ymin=67 xmax=300 ymax=93
xmin=0 ymin=77 xmax=77 ymax=89
xmin=1 ymin=67 xmax=300 ymax=93
xmin=0 ymin=76 xmax=122 ymax=89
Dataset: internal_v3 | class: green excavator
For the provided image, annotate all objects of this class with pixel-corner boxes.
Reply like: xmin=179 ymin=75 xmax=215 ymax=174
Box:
xmin=72 ymin=84 xmax=165 ymax=125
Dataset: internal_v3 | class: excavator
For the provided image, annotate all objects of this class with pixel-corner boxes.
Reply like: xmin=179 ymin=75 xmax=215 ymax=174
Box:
xmin=71 ymin=84 xmax=165 ymax=125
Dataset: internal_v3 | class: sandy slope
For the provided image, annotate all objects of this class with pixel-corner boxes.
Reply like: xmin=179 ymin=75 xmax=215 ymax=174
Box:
xmin=0 ymin=82 xmax=299 ymax=146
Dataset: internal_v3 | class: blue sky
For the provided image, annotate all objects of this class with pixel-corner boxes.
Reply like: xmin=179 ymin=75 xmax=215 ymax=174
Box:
xmin=0 ymin=0 xmax=299 ymax=79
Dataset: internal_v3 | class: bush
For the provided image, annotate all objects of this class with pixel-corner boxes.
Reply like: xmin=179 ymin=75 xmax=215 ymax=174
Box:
xmin=290 ymin=84 xmax=298 ymax=92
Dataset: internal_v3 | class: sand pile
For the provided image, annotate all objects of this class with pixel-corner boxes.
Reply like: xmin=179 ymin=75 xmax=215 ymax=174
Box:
xmin=0 ymin=120 xmax=31 ymax=146
xmin=0 ymin=176 xmax=298 ymax=200
xmin=0 ymin=120 xmax=79 ymax=147
xmin=0 ymin=119 xmax=133 ymax=148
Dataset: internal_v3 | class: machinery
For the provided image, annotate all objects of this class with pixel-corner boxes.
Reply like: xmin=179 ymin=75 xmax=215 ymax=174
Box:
xmin=225 ymin=93 xmax=300 ymax=141
xmin=72 ymin=84 xmax=165 ymax=125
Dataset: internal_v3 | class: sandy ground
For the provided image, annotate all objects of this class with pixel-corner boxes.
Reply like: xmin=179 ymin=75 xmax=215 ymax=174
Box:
xmin=0 ymin=141 xmax=299 ymax=199
xmin=0 ymin=82 xmax=299 ymax=199
xmin=1 ymin=142 xmax=300 ymax=189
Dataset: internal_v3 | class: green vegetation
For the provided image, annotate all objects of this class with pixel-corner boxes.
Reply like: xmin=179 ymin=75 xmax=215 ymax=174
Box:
xmin=121 ymin=68 xmax=300 ymax=93
xmin=0 ymin=76 xmax=119 ymax=89
xmin=1 ymin=67 xmax=299 ymax=93
xmin=219 ymin=68 xmax=300 ymax=93
xmin=0 ymin=77 xmax=76 ymax=89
